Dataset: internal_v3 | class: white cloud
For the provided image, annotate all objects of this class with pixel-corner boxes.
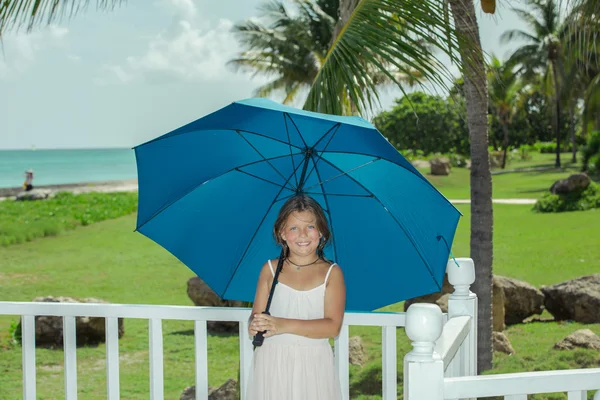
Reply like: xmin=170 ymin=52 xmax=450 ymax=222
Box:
xmin=0 ymin=24 xmax=69 ymax=78
xmin=96 ymin=17 xmax=243 ymax=85
xmin=67 ymin=54 xmax=82 ymax=63
xmin=170 ymin=0 xmax=198 ymax=19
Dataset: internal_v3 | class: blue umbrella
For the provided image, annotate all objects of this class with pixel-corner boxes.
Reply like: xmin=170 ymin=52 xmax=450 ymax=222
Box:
xmin=133 ymin=98 xmax=461 ymax=312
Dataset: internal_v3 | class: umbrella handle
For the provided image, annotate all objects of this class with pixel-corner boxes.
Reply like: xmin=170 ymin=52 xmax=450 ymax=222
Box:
xmin=251 ymin=311 xmax=270 ymax=347
xmin=252 ymin=251 xmax=285 ymax=347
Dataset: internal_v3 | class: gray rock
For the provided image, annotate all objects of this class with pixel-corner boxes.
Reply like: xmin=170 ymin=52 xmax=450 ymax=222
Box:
xmin=187 ymin=277 xmax=248 ymax=334
xmin=19 ymin=296 xmax=124 ymax=348
xmin=541 ymin=275 xmax=600 ymax=323
xmin=430 ymin=157 xmax=451 ymax=176
xmin=493 ymin=332 xmax=515 ymax=354
xmin=550 ymin=173 xmax=591 ymax=195
xmin=495 ymin=276 xmax=544 ymax=325
xmin=16 ymin=189 xmax=54 ymax=201
xmin=349 ymin=336 xmax=366 ymax=366
xmin=554 ymin=329 xmax=600 ymax=350
xmin=181 ymin=379 xmax=238 ymax=400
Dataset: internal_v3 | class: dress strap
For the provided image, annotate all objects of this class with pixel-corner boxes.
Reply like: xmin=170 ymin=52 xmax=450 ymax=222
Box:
xmin=267 ymin=259 xmax=275 ymax=277
xmin=324 ymin=263 xmax=337 ymax=285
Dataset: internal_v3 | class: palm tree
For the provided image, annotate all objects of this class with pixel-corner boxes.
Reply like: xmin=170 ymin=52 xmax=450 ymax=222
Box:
xmin=487 ymin=55 xmax=522 ymax=168
xmin=500 ymin=0 xmax=566 ymax=168
xmin=227 ymin=0 xmax=337 ymax=104
xmin=305 ymin=0 xmax=495 ymax=372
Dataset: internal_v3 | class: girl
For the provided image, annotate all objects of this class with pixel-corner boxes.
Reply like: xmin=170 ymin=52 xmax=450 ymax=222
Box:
xmin=246 ymin=194 xmax=346 ymax=400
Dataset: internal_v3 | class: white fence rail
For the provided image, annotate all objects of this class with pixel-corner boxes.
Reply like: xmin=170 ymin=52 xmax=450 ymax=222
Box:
xmin=404 ymin=258 xmax=600 ymax=400
xmin=0 ymin=301 xmax=405 ymax=400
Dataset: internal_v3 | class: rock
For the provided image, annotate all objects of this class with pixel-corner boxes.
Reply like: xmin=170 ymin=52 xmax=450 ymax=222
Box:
xmin=405 ymin=275 xmax=504 ymax=331
xmin=495 ymin=276 xmax=544 ymax=325
xmin=554 ymin=329 xmax=600 ymax=350
xmin=540 ymin=275 xmax=600 ymax=323
xmin=404 ymin=275 xmax=453 ymax=312
xmin=349 ymin=336 xmax=366 ymax=366
xmin=15 ymin=189 xmax=54 ymax=201
xmin=19 ymin=296 xmax=124 ymax=348
xmin=181 ymin=379 xmax=238 ymax=400
xmin=493 ymin=332 xmax=515 ymax=354
xmin=187 ymin=277 xmax=248 ymax=334
xmin=492 ymin=277 xmax=506 ymax=332
xmin=550 ymin=173 xmax=591 ymax=195
xmin=430 ymin=157 xmax=451 ymax=176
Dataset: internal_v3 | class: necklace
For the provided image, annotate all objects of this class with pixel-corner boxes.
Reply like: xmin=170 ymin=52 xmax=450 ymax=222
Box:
xmin=286 ymin=257 xmax=320 ymax=270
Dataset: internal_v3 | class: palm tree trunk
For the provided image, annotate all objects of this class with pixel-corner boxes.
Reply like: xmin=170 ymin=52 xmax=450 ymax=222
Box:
xmin=501 ymin=120 xmax=509 ymax=169
xmin=552 ymin=60 xmax=562 ymax=168
xmin=569 ymin=101 xmax=577 ymax=164
xmin=448 ymin=0 xmax=494 ymax=373
xmin=331 ymin=0 xmax=360 ymax=46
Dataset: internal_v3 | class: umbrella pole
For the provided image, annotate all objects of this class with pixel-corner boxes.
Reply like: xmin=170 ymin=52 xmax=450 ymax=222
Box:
xmin=252 ymin=250 xmax=285 ymax=347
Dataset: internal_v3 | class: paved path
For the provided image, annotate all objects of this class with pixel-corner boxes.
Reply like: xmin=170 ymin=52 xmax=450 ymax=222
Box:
xmin=449 ymin=199 xmax=537 ymax=204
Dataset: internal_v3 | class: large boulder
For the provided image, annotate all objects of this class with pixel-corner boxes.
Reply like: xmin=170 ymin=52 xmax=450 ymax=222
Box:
xmin=550 ymin=173 xmax=591 ymax=195
xmin=405 ymin=275 xmax=506 ymax=331
xmin=495 ymin=276 xmax=544 ymax=325
xmin=18 ymin=296 xmax=124 ymax=348
xmin=430 ymin=157 xmax=451 ymax=176
xmin=540 ymin=275 xmax=600 ymax=323
xmin=554 ymin=329 xmax=600 ymax=351
xmin=187 ymin=277 xmax=248 ymax=334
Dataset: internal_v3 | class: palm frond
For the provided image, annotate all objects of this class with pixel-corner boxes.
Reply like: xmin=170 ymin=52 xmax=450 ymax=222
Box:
xmin=303 ymin=0 xmax=461 ymax=116
xmin=500 ymin=29 xmax=540 ymax=45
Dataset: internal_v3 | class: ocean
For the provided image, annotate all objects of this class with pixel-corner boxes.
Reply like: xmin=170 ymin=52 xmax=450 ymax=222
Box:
xmin=0 ymin=148 xmax=137 ymax=189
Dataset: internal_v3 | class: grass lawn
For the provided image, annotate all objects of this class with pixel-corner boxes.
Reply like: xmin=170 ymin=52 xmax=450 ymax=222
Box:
xmin=418 ymin=152 xmax=588 ymax=201
xmin=1 ymin=203 xmax=599 ymax=399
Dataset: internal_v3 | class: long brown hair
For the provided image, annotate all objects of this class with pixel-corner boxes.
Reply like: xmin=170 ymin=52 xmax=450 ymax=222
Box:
xmin=273 ymin=195 xmax=331 ymax=260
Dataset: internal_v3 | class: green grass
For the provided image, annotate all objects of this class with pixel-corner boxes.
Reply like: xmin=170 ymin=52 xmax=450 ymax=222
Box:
xmin=418 ymin=153 xmax=588 ymax=200
xmin=1 ymin=204 xmax=599 ymax=399
xmin=0 ymin=192 xmax=138 ymax=246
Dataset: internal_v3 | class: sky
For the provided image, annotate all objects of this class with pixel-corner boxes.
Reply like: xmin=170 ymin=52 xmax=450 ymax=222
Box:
xmin=0 ymin=0 xmax=531 ymax=150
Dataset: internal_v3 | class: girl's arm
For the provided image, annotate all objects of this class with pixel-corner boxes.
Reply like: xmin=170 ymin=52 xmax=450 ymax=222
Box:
xmin=253 ymin=266 xmax=346 ymax=339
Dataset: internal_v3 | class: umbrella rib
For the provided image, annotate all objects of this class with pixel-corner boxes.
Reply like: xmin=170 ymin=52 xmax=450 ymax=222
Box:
xmin=235 ymin=169 xmax=297 ymax=191
xmin=236 ymin=130 xmax=298 ymax=191
xmin=135 ymin=153 xmax=301 ymax=232
xmin=220 ymin=164 xmax=303 ymax=298
xmin=308 ymin=153 xmax=338 ymax=264
xmin=302 ymin=158 xmax=379 ymax=193
xmin=283 ymin=115 xmax=299 ymax=188
xmin=236 ymin=129 xmax=304 ymax=150
xmin=302 ymin=123 xmax=341 ymax=186
xmin=317 ymin=157 xmax=439 ymax=287
xmin=284 ymin=113 xmax=308 ymax=148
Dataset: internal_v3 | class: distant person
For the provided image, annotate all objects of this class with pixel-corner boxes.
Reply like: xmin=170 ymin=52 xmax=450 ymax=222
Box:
xmin=23 ymin=169 xmax=34 ymax=191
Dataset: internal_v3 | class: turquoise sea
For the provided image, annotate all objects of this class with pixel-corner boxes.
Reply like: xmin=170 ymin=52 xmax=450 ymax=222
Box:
xmin=0 ymin=148 xmax=137 ymax=188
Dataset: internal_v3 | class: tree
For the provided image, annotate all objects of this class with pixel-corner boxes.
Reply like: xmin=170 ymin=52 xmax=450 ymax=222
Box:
xmin=304 ymin=0 xmax=495 ymax=372
xmin=487 ymin=55 xmax=522 ymax=168
xmin=373 ymin=92 xmax=469 ymax=156
xmin=227 ymin=0 xmax=338 ymax=104
xmin=501 ymin=0 xmax=566 ymax=168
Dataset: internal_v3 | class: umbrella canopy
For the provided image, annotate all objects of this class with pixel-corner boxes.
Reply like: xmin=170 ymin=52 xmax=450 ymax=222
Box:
xmin=134 ymin=98 xmax=461 ymax=311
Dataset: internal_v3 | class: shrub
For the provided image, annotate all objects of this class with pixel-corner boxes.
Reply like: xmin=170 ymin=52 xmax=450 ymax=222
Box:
xmin=537 ymin=141 xmax=574 ymax=154
xmin=534 ymin=182 xmax=600 ymax=213
xmin=582 ymin=130 xmax=600 ymax=175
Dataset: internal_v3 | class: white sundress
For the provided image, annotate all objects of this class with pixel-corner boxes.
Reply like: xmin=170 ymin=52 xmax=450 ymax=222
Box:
xmin=245 ymin=260 xmax=343 ymax=400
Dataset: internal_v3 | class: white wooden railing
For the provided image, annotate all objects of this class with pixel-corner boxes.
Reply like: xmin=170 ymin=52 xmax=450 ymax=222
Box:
xmin=404 ymin=258 xmax=600 ymax=400
xmin=3 ymin=257 xmax=598 ymax=400
xmin=0 ymin=301 xmax=404 ymax=400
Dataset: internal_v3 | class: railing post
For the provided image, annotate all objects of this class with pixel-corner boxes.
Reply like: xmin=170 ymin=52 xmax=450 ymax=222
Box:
xmin=447 ymin=257 xmax=477 ymax=380
xmin=403 ymin=303 xmax=444 ymax=400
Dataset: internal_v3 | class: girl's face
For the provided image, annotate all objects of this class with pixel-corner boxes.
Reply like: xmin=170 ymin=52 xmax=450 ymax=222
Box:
xmin=281 ymin=210 xmax=322 ymax=259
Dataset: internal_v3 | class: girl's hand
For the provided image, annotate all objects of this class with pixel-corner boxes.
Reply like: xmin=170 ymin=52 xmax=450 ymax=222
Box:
xmin=251 ymin=314 xmax=284 ymax=338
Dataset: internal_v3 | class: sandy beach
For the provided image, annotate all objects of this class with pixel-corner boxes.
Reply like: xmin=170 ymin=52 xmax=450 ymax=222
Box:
xmin=0 ymin=179 xmax=138 ymax=200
